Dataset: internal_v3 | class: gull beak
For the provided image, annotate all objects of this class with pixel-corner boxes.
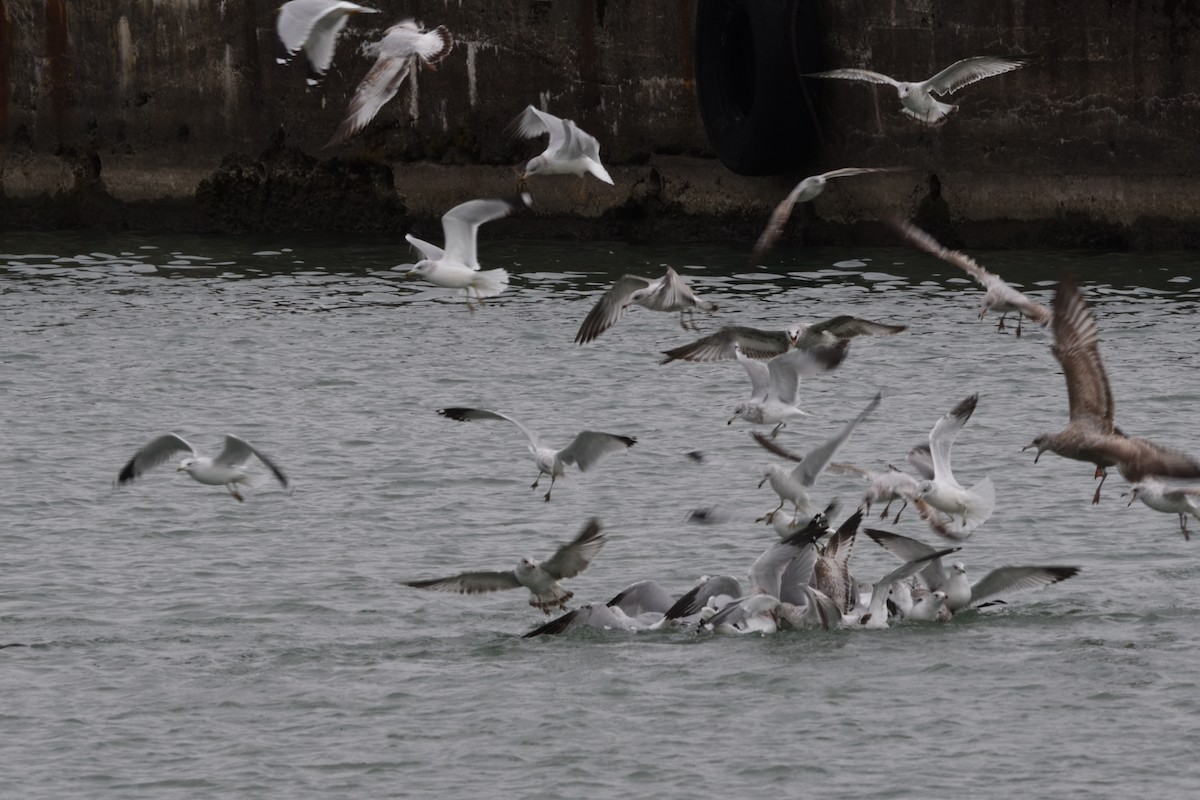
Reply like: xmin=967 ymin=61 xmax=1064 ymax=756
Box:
xmin=726 ymin=417 xmax=736 ymax=426
xmin=1124 ymin=493 xmax=1136 ymax=507
xmin=757 ymin=476 xmax=769 ymax=489
xmin=176 ymin=466 xmax=186 ymax=472
xmin=404 ymin=269 xmax=417 ymax=279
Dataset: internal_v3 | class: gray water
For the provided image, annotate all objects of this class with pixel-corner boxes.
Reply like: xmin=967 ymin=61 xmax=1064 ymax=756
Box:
xmin=3 ymin=231 xmax=1200 ymax=799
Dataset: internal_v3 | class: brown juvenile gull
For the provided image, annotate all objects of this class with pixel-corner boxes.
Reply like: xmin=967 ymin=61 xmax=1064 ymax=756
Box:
xmin=659 ymin=316 xmax=905 ymax=365
xmin=574 ymin=267 xmax=717 ymax=344
xmin=891 ymin=219 xmax=1050 ymax=335
xmin=406 ymin=518 xmax=606 ymax=614
xmin=805 ymin=55 xmax=1029 ymax=125
xmin=437 ymin=408 xmax=635 ymax=501
xmin=1024 ymin=272 xmax=1200 ymax=503
xmin=324 ymin=20 xmax=453 ymax=148
xmin=752 ymin=168 xmax=901 ymax=262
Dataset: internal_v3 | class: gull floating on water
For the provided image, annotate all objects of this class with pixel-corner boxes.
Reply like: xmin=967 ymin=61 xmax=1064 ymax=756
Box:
xmin=401 ymin=193 xmax=531 ymax=303
xmin=751 ymin=392 xmax=881 ymax=522
xmin=865 ymin=528 xmax=1081 ymax=614
xmin=117 ymin=433 xmax=290 ymax=502
xmin=659 ymin=316 xmax=905 ymax=364
xmin=574 ymin=267 xmax=718 ymax=344
xmin=1024 ymin=272 xmax=1200 ymax=503
xmin=914 ymin=394 xmax=995 ymax=539
xmin=324 ymin=19 xmax=453 ymax=148
xmin=522 ymin=579 xmax=678 ymax=637
xmin=752 ymin=168 xmax=901 ymax=262
xmin=1124 ymin=478 xmax=1200 ymax=540
xmin=437 ymin=407 xmax=635 ymax=501
xmin=276 ymin=0 xmax=380 ymax=86
xmin=511 ymin=105 xmax=613 ymax=186
xmin=728 ymin=341 xmax=849 ymax=435
xmin=806 ymin=55 xmax=1028 ymax=125
xmin=892 ymin=219 xmax=1050 ymax=335
xmin=406 ymin=518 xmax=606 ymax=614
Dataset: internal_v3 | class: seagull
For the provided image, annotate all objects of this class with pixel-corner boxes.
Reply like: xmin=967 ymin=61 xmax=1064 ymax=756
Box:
xmin=659 ymin=316 xmax=905 ymax=364
xmin=751 ymin=392 xmax=881 ymax=521
xmin=406 ymin=518 xmax=606 ymax=614
xmin=891 ymin=219 xmax=1050 ymax=335
xmin=806 ymin=55 xmax=1029 ymax=125
xmin=825 ymin=445 xmax=957 ymax=539
xmin=852 ymin=545 xmax=960 ymax=629
xmin=401 ymin=193 xmax=531 ymax=303
xmin=752 ymin=168 xmax=901 ymax=262
xmin=324 ymin=20 xmax=453 ymax=148
xmin=436 ymin=408 xmax=635 ymax=501
xmin=574 ymin=267 xmax=718 ymax=344
xmin=116 ymin=433 xmax=290 ymax=502
xmin=905 ymin=590 xmax=949 ymax=622
xmin=276 ymin=0 xmax=380 ymax=86
xmin=510 ymin=105 xmax=613 ymax=185
xmin=1124 ymin=479 xmax=1200 ymax=540
xmin=1024 ymin=272 xmax=1200 ymax=503
xmin=865 ymin=528 xmax=1081 ymax=613
xmin=727 ymin=341 xmax=849 ymax=435
xmin=914 ymin=394 xmax=995 ymax=538
xmin=658 ymin=575 xmax=744 ymax=627
xmin=522 ymin=579 xmax=677 ymax=637
xmin=807 ymin=510 xmax=862 ymax=615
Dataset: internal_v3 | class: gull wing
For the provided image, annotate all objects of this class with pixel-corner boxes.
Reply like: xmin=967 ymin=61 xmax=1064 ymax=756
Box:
xmin=765 ymin=341 xmax=849 ymax=406
xmin=277 ymin=0 xmax=378 ymax=60
xmin=406 ymin=570 xmax=522 ymax=593
xmin=1052 ymin=272 xmax=1114 ymax=430
xmin=440 ymin=194 xmax=531 ymax=269
xmin=662 ymin=575 xmax=743 ymax=621
xmin=633 ymin=268 xmax=695 ymax=313
xmin=405 ymin=233 xmax=445 ymax=262
xmin=907 ymin=443 xmax=936 ymax=480
xmin=928 ymin=393 xmax=978 ymax=488
xmin=214 ymin=434 xmax=290 ymax=489
xmin=324 ymin=49 xmax=413 ymax=148
xmin=735 ymin=344 xmax=772 ymax=402
xmin=788 ymin=392 xmax=881 ymax=487
xmin=806 ymin=314 xmax=908 ymax=340
xmin=865 ymin=546 xmax=961 ymax=622
xmin=512 ymin=105 xmax=570 ymax=153
xmin=923 ymin=55 xmax=1027 ymax=96
xmin=522 ymin=603 xmax=625 ymax=637
xmin=606 ymin=580 xmax=675 ymax=616
xmin=437 ymin=407 xmax=543 ymax=450
xmin=574 ymin=275 xmax=654 ymax=344
xmin=572 ymin=121 xmax=604 ymax=162
xmin=302 ymin=9 xmax=354 ymax=80
xmin=863 ymin=528 xmax=947 ymax=589
xmin=660 ymin=326 xmax=790 ymax=364
xmin=968 ymin=566 xmax=1080 ymax=607
xmin=805 ymin=68 xmax=902 ymax=88
xmin=117 ymin=433 xmax=197 ymax=484
xmin=751 ymin=181 xmax=810 ymax=263
xmin=557 ymin=431 xmax=636 ymax=471
xmin=540 ymin=518 xmax=607 ymax=580
xmin=748 ymin=518 xmax=824 ymax=596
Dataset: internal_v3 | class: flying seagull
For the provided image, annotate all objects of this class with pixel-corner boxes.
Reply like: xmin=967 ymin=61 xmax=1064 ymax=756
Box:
xmin=1024 ymin=272 xmax=1200 ymax=503
xmin=727 ymin=341 xmax=849 ymax=435
xmin=511 ymin=105 xmax=613 ymax=185
xmin=276 ymin=0 xmax=380 ymax=86
xmin=437 ymin=408 xmax=635 ymax=501
xmin=117 ymin=433 xmax=290 ymax=502
xmin=806 ymin=55 xmax=1028 ymax=125
xmin=891 ymin=219 xmax=1050 ymax=335
xmin=406 ymin=518 xmax=606 ymax=614
xmin=401 ymin=193 xmax=531 ymax=303
xmin=752 ymin=168 xmax=901 ymax=262
xmin=574 ymin=267 xmax=718 ymax=344
xmin=659 ymin=316 xmax=905 ymax=364
xmin=324 ymin=20 xmax=453 ymax=148
xmin=914 ymin=394 xmax=995 ymax=538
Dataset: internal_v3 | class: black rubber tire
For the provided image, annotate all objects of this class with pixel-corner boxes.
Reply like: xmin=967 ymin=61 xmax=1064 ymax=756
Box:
xmin=694 ymin=0 xmax=821 ymax=176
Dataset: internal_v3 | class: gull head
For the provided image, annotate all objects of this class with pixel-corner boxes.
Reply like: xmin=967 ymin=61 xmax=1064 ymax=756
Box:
xmin=728 ymin=404 xmax=747 ymax=425
xmin=914 ymin=479 xmax=934 ymax=498
xmin=1022 ymin=435 xmax=1051 ymax=463
xmin=515 ymin=558 xmax=537 ymax=579
xmin=523 ymin=154 xmax=550 ymax=179
xmin=406 ymin=261 xmax=437 ymax=280
xmin=1123 ymin=483 xmax=1145 ymax=506
xmin=786 ymin=324 xmax=806 ymax=348
xmin=177 ymin=457 xmax=197 ymax=474
xmin=952 ymin=561 xmax=967 ymax=575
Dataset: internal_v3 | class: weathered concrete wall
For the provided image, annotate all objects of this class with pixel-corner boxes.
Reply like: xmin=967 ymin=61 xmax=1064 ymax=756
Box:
xmin=2 ymin=0 xmax=1200 ymax=247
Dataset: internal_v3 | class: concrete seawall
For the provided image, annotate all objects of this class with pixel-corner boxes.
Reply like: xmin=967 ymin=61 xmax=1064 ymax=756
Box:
xmin=3 ymin=0 xmax=1200 ymax=248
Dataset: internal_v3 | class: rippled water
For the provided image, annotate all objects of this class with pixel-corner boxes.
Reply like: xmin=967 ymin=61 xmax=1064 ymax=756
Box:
xmin=3 ymin=231 xmax=1200 ymax=798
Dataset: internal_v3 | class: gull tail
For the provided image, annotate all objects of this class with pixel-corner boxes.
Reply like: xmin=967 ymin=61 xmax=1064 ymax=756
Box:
xmin=467 ymin=268 xmax=510 ymax=299
xmin=962 ymin=476 xmax=996 ymax=532
xmin=904 ymin=98 xmax=956 ymax=125
xmin=588 ymin=162 xmax=614 ymax=185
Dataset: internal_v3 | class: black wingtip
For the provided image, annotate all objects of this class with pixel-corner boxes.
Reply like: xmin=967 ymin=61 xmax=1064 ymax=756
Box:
xmin=437 ymin=407 xmax=471 ymax=422
xmin=522 ymin=608 xmax=579 ymax=638
xmin=116 ymin=460 xmax=137 ymax=485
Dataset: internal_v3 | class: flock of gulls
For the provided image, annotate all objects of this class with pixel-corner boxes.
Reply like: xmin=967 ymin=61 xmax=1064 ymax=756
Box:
xmin=114 ymin=1 xmax=1200 ymax=638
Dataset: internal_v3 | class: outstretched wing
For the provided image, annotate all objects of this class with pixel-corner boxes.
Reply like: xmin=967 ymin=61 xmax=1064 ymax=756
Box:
xmin=606 ymin=580 xmax=675 ymax=616
xmin=214 ymin=434 xmax=290 ymax=489
xmin=765 ymin=342 xmax=849 ymax=406
xmin=1052 ymin=272 xmax=1114 ymax=430
xmin=806 ymin=315 xmax=908 ymax=340
xmin=437 ymin=407 xmax=542 ymax=449
xmin=324 ymin=52 xmax=412 ymax=148
xmin=441 ymin=194 xmax=532 ymax=269
xmin=660 ymin=326 xmax=790 ymax=364
xmin=790 ymin=392 xmax=881 ymax=486
xmin=923 ymin=55 xmax=1027 ymax=96
xmin=558 ymin=431 xmax=636 ymax=471
xmin=117 ymin=433 xmax=196 ymax=484
xmin=511 ymin=105 xmax=570 ymax=152
xmin=574 ymin=275 xmax=653 ymax=344
xmin=863 ymin=528 xmax=947 ymax=589
xmin=928 ymin=394 xmax=978 ymax=488
xmin=969 ymin=566 xmax=1080 ymax=607
xmin=406 ymin=570 xmax=522 ymax=594
xmin=805 ymin=68 xmax=902 ymax=88
xmin=541 ymin=518 xmax=607 ymax=579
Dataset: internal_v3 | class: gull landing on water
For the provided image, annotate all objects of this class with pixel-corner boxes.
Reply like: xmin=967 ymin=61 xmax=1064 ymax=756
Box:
xmin=658 ymin=316 xmax=905 ymax=364
xmin=401 ymin=193 xmax=532 ymax=305
xmin=324 ymin=20 xmax=453 ymax=148
xmin=891 ymin=219 xmax=1050 ymax=335
xmin=574 ymin=267 xmax=718 ymax=344
xmin=117 ymin=433 xmax=290 ymax=502
xmin=406 ymin=519 xmax=606 ymax=614
xmin=752 ymin=168 xmax=902 ymax=263
xmin=1024 ymin=272 xmax=1200 ymax=504
xmin=436 ymin=408 xmax=636 ymax=501
xmin=806 ymin=55 xmax=1028 ymax=125
xmin=275 ymin=0 xmax=381 ymax=86
xmin=510 ymin=105 xmax=613 ymax=187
